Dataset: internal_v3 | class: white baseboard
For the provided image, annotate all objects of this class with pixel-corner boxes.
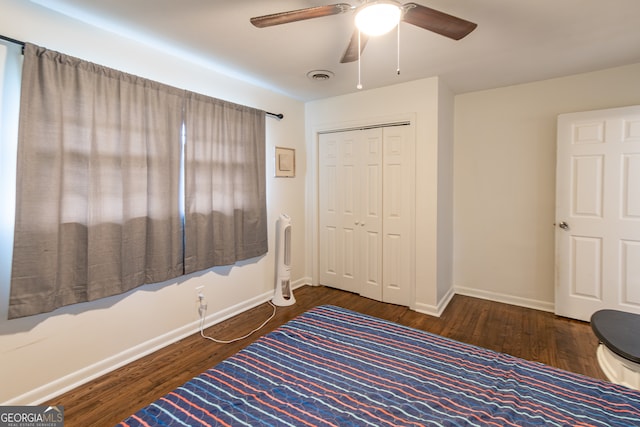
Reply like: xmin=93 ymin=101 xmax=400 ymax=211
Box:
xmin=454 ymin=286 xmax=554 ymax=313
xmin=413 ymin=287 xmax=456 ymax=317
xmin=414 ymin=286 xmax=554 ymax=318
xmin=6 ymin=281 xmax=549 ymax=405
xmin=5 ymin=279 xmax=309 ymax=406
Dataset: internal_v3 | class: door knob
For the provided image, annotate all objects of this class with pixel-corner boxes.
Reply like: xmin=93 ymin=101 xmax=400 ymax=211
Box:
xmin=558 ymin=221 xmax=570 ymax=230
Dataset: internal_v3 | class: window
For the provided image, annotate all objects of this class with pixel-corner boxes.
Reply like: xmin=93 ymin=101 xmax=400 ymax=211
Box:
xmin=0 ymin=41 xmax=22 ymax=321
xmin=8 ymin=44 xmax=267 ymax=319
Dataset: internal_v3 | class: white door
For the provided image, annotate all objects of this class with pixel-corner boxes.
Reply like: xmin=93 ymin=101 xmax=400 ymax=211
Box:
xmin=358 ymin=129 xmax=384 ymax=300
xmin=555 ymin=105 xmax=640 ymax=321
xmin=318 ymin=130 xmax=357 ymax=293
xmin=318 ymin=126 xmax=412 ymax=307
xmin=318 ymin=129 xmax=383 ymax=296
xmin=382 ymin=125 xmax=413 ymax=306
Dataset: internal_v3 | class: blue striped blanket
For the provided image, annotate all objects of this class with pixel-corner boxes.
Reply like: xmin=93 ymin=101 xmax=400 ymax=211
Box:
xmin=118 ymin=305 xmax=640 ymax=426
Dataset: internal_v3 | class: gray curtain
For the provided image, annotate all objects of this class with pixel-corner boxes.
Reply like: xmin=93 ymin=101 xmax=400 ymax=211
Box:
xmin=184 ymin=92 xmax=267 ymax=273
xmin=9 ymin=44 xmax=184 ymax=318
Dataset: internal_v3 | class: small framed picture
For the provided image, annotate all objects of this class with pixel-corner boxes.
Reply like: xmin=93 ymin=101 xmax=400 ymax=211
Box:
xmin=275 ymin=147 xmax=295 ymax=177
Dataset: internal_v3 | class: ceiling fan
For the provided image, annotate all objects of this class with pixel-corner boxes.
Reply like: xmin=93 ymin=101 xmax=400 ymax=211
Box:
xmin=250 ymin=1 xmax=477 ymax=64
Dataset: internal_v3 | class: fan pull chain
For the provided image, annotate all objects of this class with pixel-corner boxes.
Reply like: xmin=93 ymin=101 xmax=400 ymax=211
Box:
xmin=397 ymin=23 xmax=401 ymax=75
xmin=357 ymin=30 xmax=363 ymax=90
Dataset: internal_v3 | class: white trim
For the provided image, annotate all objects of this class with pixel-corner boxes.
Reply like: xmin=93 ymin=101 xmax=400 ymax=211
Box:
xmin=413 ymin=287 xmax=456 ymax=317
xmin=6 ymin=280 xmax=553 ymax=405
xmin=414 ymin=286 xmax=554 ymax=317
xmin=454 ymin=286 xmax=554 ymax=313
xmin=438 ymin=288 xmax=456 ymax=315
xmin=3 ymin=279 xmax=308 ymax=406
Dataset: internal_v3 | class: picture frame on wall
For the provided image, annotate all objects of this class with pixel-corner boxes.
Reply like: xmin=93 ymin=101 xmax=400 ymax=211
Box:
xmin=275 ymin=147 xmax=295 ymax=177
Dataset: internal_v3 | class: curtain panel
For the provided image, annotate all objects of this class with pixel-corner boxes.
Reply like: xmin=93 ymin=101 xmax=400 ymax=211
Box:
xmin=10 ymin=44 xmax=268 ymax=319
xmin=9 ymin=44 xmax=185 ymax=319
xmin=184 ymin=92 xmax=267 ymax=273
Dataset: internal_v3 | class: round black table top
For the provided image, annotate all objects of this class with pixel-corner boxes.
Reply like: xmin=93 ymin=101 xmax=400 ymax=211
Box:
xmin=591 ymin=309 xmax=640 ymax=364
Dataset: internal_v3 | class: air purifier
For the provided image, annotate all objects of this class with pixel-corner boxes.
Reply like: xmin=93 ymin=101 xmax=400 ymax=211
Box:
xmin=272 ymin=213 xmax=295 ymax=306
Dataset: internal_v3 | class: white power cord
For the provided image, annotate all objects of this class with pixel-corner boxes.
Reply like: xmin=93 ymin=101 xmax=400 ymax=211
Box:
xmin=199 ymin=301 xmax=277 ymax=344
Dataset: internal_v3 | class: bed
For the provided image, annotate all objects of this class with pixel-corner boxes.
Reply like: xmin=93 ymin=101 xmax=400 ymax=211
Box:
xmin=118 ymin=305 xmax=640 ymax=426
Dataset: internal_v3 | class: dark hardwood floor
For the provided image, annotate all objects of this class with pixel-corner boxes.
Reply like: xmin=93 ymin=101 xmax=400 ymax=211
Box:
xmin=48 ymin=285 xmax=606 ymax=426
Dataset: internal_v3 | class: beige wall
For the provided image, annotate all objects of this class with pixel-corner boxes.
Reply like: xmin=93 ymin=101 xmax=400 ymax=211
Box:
xmin=0 ymin=0 xmax=306 ymax=404
xmin=4 ymin=0 xmax=640 ymax=407
xmin=436 ymin=80 xmax=455 ymax=304
xmin=453 ymin=63 xmax=640 ymax=310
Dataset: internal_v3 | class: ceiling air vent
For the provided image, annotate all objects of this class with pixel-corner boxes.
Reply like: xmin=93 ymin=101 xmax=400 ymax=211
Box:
xmin=307 ymin=70 xmax=334 ymax=81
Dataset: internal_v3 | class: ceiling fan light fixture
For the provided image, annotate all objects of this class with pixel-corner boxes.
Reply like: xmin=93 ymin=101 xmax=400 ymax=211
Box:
xmin=355 ymin=1 xmax=402 ymax=37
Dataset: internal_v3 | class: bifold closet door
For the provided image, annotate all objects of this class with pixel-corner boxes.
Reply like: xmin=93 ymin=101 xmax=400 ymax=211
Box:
xmin=381 ymin=125 xmax=412 ymax=306
xmin=319 ymin=125 xmax=412 ymax=307
xmin=318 ymin=129 xmax=383 ymax=298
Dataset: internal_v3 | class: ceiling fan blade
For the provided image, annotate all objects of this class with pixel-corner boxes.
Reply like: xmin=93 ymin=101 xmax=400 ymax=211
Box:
xmin=340 ymin=30 xmax=370 ymax=63
xmin=251 ymin=3 xmax=352 ymax=28
xmin=402 ymin=3 xmax=477 ymax=40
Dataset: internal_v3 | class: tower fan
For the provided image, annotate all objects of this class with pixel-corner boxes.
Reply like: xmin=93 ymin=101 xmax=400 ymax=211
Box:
xmin=273 ymin=214 xmax=295 ymax=306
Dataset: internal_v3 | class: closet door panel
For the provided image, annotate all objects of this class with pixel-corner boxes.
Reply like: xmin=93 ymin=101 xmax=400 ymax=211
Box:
xmin=359 ymin=129 xmax=383 ymax=301
xmin=382 ymin=126 xmax=413 ymax=306
xmin=319 ymin=134 xmax=342 ymax=289
xmin=338 ymin=131 xmax=361 ymax=292
xmin=342 ymin=227 xmax=357 ymax=283
xmin=319 ymin=131 xmax=362 ymax=293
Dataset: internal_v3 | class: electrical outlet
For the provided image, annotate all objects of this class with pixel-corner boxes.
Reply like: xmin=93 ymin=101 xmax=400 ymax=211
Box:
xmin=195 ymin=286 xmax=206 ymax=317
xmin=198 ymin=302 xmax=208 ymax=317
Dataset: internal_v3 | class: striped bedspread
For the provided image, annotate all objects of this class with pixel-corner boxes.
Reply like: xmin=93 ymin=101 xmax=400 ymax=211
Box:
xmin=118 ymin=305 xmax=640 ymax=426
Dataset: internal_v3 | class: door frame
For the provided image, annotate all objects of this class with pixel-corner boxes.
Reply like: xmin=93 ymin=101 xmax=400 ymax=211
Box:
xmin=309 ymin=113 xmax=417 ymax=308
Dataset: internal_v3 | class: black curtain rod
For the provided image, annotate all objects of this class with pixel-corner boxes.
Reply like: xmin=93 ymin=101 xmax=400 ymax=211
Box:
xmin=0 ymin=34 xmax=25 ymax=47
xmin=1 ymin=34 xmax=284 ymax=120
xmin=266 ymin=111 xmax=284 ymax=120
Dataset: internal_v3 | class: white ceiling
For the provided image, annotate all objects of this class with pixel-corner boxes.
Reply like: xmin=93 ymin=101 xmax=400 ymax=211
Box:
xmin=31 ymin=0 xmax=640 ymax=101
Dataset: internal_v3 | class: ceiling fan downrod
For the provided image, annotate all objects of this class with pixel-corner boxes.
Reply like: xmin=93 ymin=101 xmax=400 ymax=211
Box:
xmin=397 ymin=19 xmax=401 ymax=76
